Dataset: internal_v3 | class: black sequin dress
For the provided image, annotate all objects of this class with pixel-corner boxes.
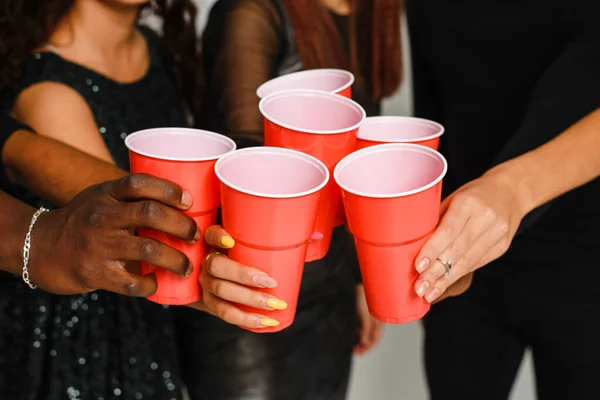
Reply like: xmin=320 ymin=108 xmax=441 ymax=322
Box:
xmin=0 ymin=29 xmax=188 ymax=400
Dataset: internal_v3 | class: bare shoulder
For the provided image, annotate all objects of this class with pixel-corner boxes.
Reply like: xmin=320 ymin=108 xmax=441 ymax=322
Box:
xmin=12 ymin=81 xmax=97 ymax=136
xmin=11 ymin=81 xmax=114 ymax=163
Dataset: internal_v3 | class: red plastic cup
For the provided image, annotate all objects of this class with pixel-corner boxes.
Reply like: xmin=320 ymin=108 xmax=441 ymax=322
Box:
xmin=259 ymin=90 xmax=365 ymax=261
xmin=125 ymin=128 xmax=236 ymax=305
xmin=256 ymin=69 xmax=354 ymax=100
xmin=257 ymin=70 xmax=355 ymax=227
xmin=215 ymin=147 xmax=329 ymax=333
xmin=334 ymin=144 xmax=448 ymax=324
xmin=356 ymin=116 xmax=445 ymax=151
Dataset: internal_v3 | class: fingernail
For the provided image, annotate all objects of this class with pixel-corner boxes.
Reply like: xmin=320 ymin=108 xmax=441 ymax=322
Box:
xmin=265 ymin=297 xmax=288 ymax=310
xmin=310 ymin=232 xmax=323 ymax=241
xmin=252 ymin=274 xmax=277 ymax=288
xmin=416 ymin=257 xmax=430 ymax=273
xmin=426 ymin=287 xmax=441 ymax=303
xmin=181 ymin=191 xmax=193 ymax=208
xmin=416 ymin=280 xmax=430 ymax=297
xmin=260 ymin=318 xmax=280 ymax=327
xmin=185 ymin=262 xmax=193 ymax=278
xmin=193 ymin=227 xmax=202 ymax=243
xmin=220 ymin=236 xmax=235 ymax=249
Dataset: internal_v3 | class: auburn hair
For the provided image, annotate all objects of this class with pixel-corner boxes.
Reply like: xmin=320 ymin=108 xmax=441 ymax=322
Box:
xmin=283 ymin=0 xmax=403 ymax=101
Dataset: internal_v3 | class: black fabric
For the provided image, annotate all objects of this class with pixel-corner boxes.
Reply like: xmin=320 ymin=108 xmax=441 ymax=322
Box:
xmin=0 ymin=28 xmax=188 ymax=400
xmin=178 ymin=3 xmax=363 ymax=399
xmin=407 ymin=0 xmax=600 ymax=398
xmin=176 ymin=225 xmax=359 ymax=400
xmin=424 ymin=254 xmax=600 ymax=400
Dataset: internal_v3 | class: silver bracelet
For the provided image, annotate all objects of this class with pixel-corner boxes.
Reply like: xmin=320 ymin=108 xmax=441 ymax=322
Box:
xmin=22 ymin=207 xmax=49 ymax=289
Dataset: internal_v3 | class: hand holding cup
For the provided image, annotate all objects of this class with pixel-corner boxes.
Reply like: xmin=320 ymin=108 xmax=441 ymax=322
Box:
xmin=187 ymin=225 xmax=288 ymax=330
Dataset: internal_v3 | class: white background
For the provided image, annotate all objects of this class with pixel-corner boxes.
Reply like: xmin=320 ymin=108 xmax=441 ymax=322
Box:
xmin=193 ymin=1 xmax=537 ymax=398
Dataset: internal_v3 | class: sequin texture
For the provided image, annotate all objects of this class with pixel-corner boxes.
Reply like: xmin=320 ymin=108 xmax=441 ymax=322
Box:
xmin=0 ymin=27 xmax=187 ymax=400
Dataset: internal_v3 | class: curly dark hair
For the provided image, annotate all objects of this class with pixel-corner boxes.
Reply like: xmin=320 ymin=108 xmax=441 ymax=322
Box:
xmin=0 ymin=0 xmax=202 ymax=124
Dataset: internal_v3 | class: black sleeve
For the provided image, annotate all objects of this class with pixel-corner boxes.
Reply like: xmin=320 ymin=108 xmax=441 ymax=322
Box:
xmin=492 ymin=36 xmax=600 ymax=234
xmin=0 ymin=115 xmax=33 ymax=156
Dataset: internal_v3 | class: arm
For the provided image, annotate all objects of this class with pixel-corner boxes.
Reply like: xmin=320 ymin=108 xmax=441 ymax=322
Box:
xmin=414 ymin=32 xmax=600 ymax=303
xmin=0 ymin=175 xmax=200 ymax=296
xmin=0 ymin=191 xmax=35 ymax=275
xmin=492 ymin=39 xmax=600 ymax=233
xmin=204 ymin=0 xmax=281 ymax=147
xmin=501 ymin=108 xmax=600 ymax=215
xmin=414 ymin=107 xmax=600 ymax=304
xmin=12 ymin=82 xmax=114 ymax=163
xmin=2 ymin=129 xmax=126 ymax=206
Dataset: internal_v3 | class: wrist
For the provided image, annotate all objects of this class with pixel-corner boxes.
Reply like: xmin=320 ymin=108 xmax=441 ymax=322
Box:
xmin=1 ymin=202 xmax=35 ymax=276
xmin=485 ymin=160 xmax=536 ymax=217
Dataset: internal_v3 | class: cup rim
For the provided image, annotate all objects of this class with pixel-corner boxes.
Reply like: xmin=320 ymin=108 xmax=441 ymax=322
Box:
xmin=256 ymin=69 xmax=355 ymax=99
xmin=334 ymin=143 xmax=448 ymax=199
xmin=259 ymin=89 xmax=366 ymax=135
xmin=125 ymin=128 xmax=237 ymax=162
xmin=215 ymin=146 xmax=330 ymax=199
xmin=357 ymin=116 xmax=445 ymax=143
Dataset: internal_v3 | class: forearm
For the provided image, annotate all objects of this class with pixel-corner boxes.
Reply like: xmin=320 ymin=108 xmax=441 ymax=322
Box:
xmin=2 ymin=130 xmax=127 ymax=206
xmin=0 ymin=191 xmax=34 ymax=275
xmin=492 ymin=108 xmax=600 ymax=214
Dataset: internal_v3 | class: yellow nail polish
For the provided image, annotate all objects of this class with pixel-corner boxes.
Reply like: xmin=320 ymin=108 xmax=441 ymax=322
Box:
xmin=260 ymin=318 xmax=280 ymax=327
xmin=220 ymin=236 xmax=235 ymax=249
xmin=266 ymin=298 xmax=288 ymax=310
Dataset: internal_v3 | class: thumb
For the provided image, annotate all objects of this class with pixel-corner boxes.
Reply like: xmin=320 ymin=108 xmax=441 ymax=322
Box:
xmin=204 ymin=225 xmax=235 ymax=249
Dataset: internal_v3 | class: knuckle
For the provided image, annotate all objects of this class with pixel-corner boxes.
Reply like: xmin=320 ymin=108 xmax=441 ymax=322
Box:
xmin=217 ymin=307 xmax=235 ymax=324
xmin=162 ymin=183 xmax=181 ymax=203
xmin=254 ymin=293 xmax=266 ymax=308
xmin=206 ymin=256 xmax=219 ymax=276
xmin=435 ymin=281 xmax=448 ymax=294
xmin=139 ymin=201 xmax=163 ymax=222
xmin=210 ymin=279 xmax=225 ymax=298
xmin=139 ymin=239 xmax=159 ymax=260
xmin=454 ymin=192 xmax=472 ymax=207
xmin=84 ymin=206 xmax=106 ymax=228
xmin=495 ymin=220 xmax=510 ymax=235
xmin=124 ymin=174 xmax=147 ymax=192
xmin=74 ymin=265 xmax=96 ymax=289
xmin=458 ymin=193 xmax=483 ymax=212
xmin=124 ymin=279 xmax=142 ymax=296
xmin=443 ymin=221 xmax=460 ymax=238
xmin=482 ymin=206 xmax=497 ymax=221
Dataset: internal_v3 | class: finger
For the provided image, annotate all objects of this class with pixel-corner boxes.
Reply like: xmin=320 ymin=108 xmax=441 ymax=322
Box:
xmin=369 ymin=321 xmax=384 ymax=347
xmin=433 ymin=273 xmax=474 ymax=304
xmin=106 ymin=174 xmax=193 ymax=210
xmin=423 ymin=227 xmax=505 ymax=303
xmin=203 ymin=252 xmax=277 ymax=288
xmin=203 ymin=291 xmax=281 ymax=329
xmin=474 ymin=240 xmax=511 ymax=271
xmin=414 ymin=197 xmax=471 ymax=273
xmin=204 ymin=225 xmax=235 ymax=249
xmin=123 ymin=200 xmax=200 ymax=243
xmin=414 ymin=215 xmax=494 ymax=298
xmin=103 ymin=269 xmax=158 ymax=298
xmin=355 ymin=319 xmax=383 ymax=355
xmin=125 ymin=237 xmax=193 ymax=278
xmin=203 ymin=274 xmax=287 ymax=311
xmin=360 ymin=323 xmax=375 ymax=353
